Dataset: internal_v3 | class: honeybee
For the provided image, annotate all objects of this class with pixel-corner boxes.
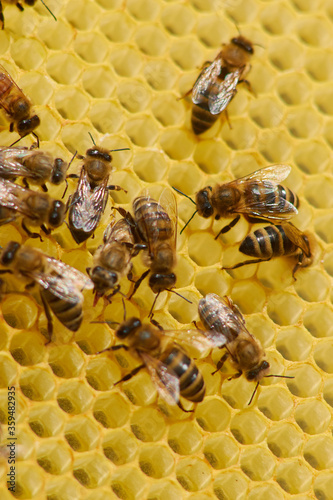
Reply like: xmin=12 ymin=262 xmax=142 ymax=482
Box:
xmin=128 ymin=189 xmax=182 ymax=312
xmin=189 ymin=35 xmax=254 ymax=134
xmin=0 ymin=146 xmax=68 ymax=191
xmin=99 ymin=317 xmax=206 ymax=412
xmin=174 ymin=164 xmax=299 ymax=237
xmin=0 ymin=241 xmax=93 ymax=338
xmin=67 ymin=145 xmax=126 ymax=244
xmin=198 ymin=293 xmax=292 ymax=404
xmin=87 ymin=212 xmax=145 ymax=305
xmin=0 ymin=0 xmax=56 ymax=29
xmin=0 ymin=178 xmax=66 ymax=238
xmin=0 ymin=65 xmax=40 ymax=138
xmin=224 ymin=222 xmax=313 ymax=277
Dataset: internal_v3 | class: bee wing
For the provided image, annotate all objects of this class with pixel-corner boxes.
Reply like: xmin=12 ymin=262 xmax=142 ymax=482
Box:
xmin=33 ymin=256 xmax=93 ymax=303
xmin=192 ymin=57 xmax=223 ymax=104
xmin=141 ymin=352 xmax=180 ymax=406
xmin=158 ymin=187 xmax=178 ymax=249
xmin=236 ymin=164 xmax=292 ymax=184
xmin=70 ymin=170 xmax=108 ymax=233
xmin=0 ymin=65 xmax=31 ymax=115
xmin=208 ymin=68 xmax=242 ymax=115
xmin=0 ymin=179 xmax=37 ymax=218
xmin=0 ymin=147 xmax=36 ymax=178
xmin=103 ymin=213 xmax=117 ymax=243
xmin=282 ymin=223 xmax=311 ymax=256
xmin=160 ymin=328 xmax=214 ymax=353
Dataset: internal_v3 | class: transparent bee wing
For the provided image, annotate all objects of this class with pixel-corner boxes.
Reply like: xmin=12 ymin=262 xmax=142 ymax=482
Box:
xmin=0 ymin=65 xmax=31 ymax=115
xmin=236 ymin=164 xmax=292 ymax=184
xmin=103 ymin=213 xmax=117 ymax=243
xmin=0 ymin=147 xmax=35 ymax=178
xmin=162 ymin=329 xmax=215 ymax=353
xmin=32 ymin=256 xmax=93 ymax=303
xmin=192 ymin=57 xmax=223 ymax=104
xmin=208 ymin=69 xmax=242 ymax=115
xmin=141 ymin=352 xmax=180 ymax=406
xmin=158 ymin=187 xmax=178 ymax=250
xmin=0 ymin=179 xmax=38 ymax=219
xmin=282 ymin=222 xmax=311 ymax=256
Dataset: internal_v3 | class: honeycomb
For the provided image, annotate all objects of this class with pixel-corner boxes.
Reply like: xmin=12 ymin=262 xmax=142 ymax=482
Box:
xmin=0 ymin=0 xmax=332 ymax=498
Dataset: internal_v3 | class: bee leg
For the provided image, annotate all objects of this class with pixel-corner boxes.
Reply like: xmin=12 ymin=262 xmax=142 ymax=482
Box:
xmin=239 ymin=77 xmax=256 ymax=97
xmin=25 ymin=281 xmax=35 ymax=290
xmin=212 ymin=352 xmax=229 ymax=375
xmin=41 ymin=184 xmax=48 ymax=193
xmin=223 ymin=258 xmax=270 ymax=271
xmin=105 ymin=285 xmax=121 ymax=303
xmin=107 ymin=185 xmax=127 ymax=194
xmin=9 ymin=123 xmax=14 ymax=132
xmin=132 ymin=243 xmax=147 ymax=257
xmin=215 ymin=215 xmax=240 ymax=240
xmin=61 ymin=179 xmax=69 ymax=199
xmin=228 ymin=371 xmax=242 ymax=381
xmin=21 ymin=220 xmax=43 ymax=241
xmin=39 ymin=291 xmax=53 ymax=345
xmin=150 ymin=314 xmax=163 ymax=331
xmin=15 ymin=2 xmax=24 ymax=11
xmin=176 ymin=399 xmax=194 ymax=413
xmin=22 ymin=178 xmax=29 ymax=189
xmin=67 ymin=173 xmax=80 ymax=179
xmin=127 ymin=269 xmax=150 ymax=299
xmin=0 ymin=1 xmax=4 ymax=30
xmin=114 ymin=364 xmax=145 ymax=385
xmin=40 ymin=224 xmax=51 ymax=236
xmin=0 ymin=270 xmax=13 ymax=275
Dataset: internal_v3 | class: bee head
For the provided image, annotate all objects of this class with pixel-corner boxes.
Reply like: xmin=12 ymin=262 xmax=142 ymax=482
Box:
xmin=246 ymin=360 xmax=270 ymax=382
xmin=116 ymin=317 xmax=141 ymax=339
xmin=196 ymin=187 xmax=214 ymax=218
xmin=86 ymin=147 xmax=112 ymax=163
xmin=51 ymin=159 xmax=67 ymax=185
xmin=231 ymin=35 xmax=254 ymax=54
xmin=49 ymin=200 xmax=65 ymax=227
xmin=17 ymin=115 xmax=40 ymax=135
xmin=149 ymin=272 xmax=176 ymax=293
xmin=0 ymin=241 xmax=20 ymax=266
xmin=90 ymin=266 xmax=118 ymax=293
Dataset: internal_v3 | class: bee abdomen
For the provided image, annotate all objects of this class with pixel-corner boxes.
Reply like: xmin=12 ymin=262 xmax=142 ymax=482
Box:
xmin=277 ymin=185 xmax=299 ymax=209
xmin=191 ymin=101 xmax=219 ymax=135
xmin=41 ymin=289 xmax=83 ymax=332
xmin=161 ymin=347 xmax=205 ymax=403
xmin=240 ymin=225 xmax=297 ymax=259
xmin=133 ymin=197 xmax=172 ymax=241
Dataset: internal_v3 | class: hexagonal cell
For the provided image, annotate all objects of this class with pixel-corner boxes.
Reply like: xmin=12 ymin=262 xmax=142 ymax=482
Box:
xmin=36 ymin=439 xmax=72 ymax=475
xmin=249 ymin=96 xmax=284 ymax=128
xmin=240 ymin=446 xmax=275 ymax=481
xmin=109 ymin=47 xmax=143 ymax=78
xmin=176 ymin=457 xmax=211 ymax=492
xmin=130 ymin=407 xmax=166 ymax=442
xmin=170 ymin=38 xmax=204 ymax=71
xmin=220 ymin=119 xmax=257 ymax=151
xmin=188 ymin=232 xmax=222 ymax=267
xmin=247 ymin=484 xmax=284 ymax=500
xmin=89 ymin=101 xmax=124 ymax=135
xmin=121 ymin=370 xmax=157 ymax=407
xmin=161 ymin=4 xmax=195 ymax=36
xmin=193 ymin=140 xmax=229 ymax=175
xmin=10 ymin=38 xmax=47 ymax=70
xmin=268 ymin=38 xmax=305 ymax=71
xmin=46 ymin=53 xmax=83 ymax=85
xmin=257 ymin=386 xmax=294 ymax=421
xmin=306 ymin=52 xmax=333 ymax=81
xmin=134 ymin=25 xmax=168 ymax=57
xmin=103 ymin=429 xmax=138 ymax=466
xmin=213 ymin=471 xmax=249 ymax=500
xmin=286 ymin=364 xmax=322 ymax=398
xmin=151 ymin=94 xmax=185 ymax=128
xmin=168 ymin=421 xmax=203 ymax=455
xmin=85 ymin=357 xmax=121 ymax=392
xmin=160 ymin=129 xmax=195 ymax=160
xmin=48 ymin=345 xmax=85 ymax=379
xmin=65 ymin=0 xmax=101 ymax=30
xmin=57 ymin=380 xmax=94 ymax=415
xmin=303 ymin=435 xmax=333 ymax=470
xmin=313 ymin=340 xmax=333 ymax=374
xmin=147 ymin=481 xmax=184 ymax=500
xmin=260 ymin=3 xmax=295 ymax=35
xmin=11 ymin=463 xmax=44 ymax=498
xmin=257 ymin=129 xmax=293 ymax=163
xmin=100 ymin=11 xmax=135 ymax=43
xmin=267 ymin=422 xmax=303 ymax=458
xmin=37 ymin=19 xmax=74 ymax=51
xmin=28 ymin=404 xmax=65 ymax=438
xmin=73 ymin=32 xmax=109 ymax=64
xmin=93 ymin=393 xmax=131 ymax=429
xmin=82 ymin=66 xmax=115 ymax=99
xmin=323 ymin=378 xmax=333 ymax=407
xmin=267 ymin=291 xmax=304 ymax=326
xmin=20 ymin=367 xmax=56 ymax=402
xmin=45 ymin=477 xmax=82 ymax=500
xmin=231 ymin=280 xmax=266 ymax=314
xmin=295 ymin=399 xmax=331 ymax=434
xmin=139 ymin=444 xmax=174 ymax=479
xmin=73 ymin=453 xmax=111 ymax=488
xmin=303 ymin=303 xmax=333 ymax=338
xmin=125 ymin=115 xmax=160 ymax=147
xmin=286 ymin=107 xmax=322 ymax=138
xmin=293 ymin=139 xmax=330 ymax=174
xmin=276 ymin=326 xmax=313 ymax=361
xmin=54 ymin=87 xmax=90 ymax=121
xmin=64 ymin=416 xmax=100 ymax=452
xmin=230 ymin=410 xmax=267 ymax=445
xmin=126 ymin=0 xmax=160 ymax=20
xmin=314 ymin=472 xmax=333 ymax=500
xmin=315 ymin=86 xmax=333 ymax=115
xmin=168 ymin=161 xmax=203 ymax=199
xmin=143 ymin=60 xmax=179 ymax=91
xmin=276 ymin=460 xmax=313 ymax=494
xmin=9 ymin=330 xmax=45 ymax=366
xmin=2 ymin=294 xmax=38 ymax=331
xmin=204 ymin=434 xmax=239 ymax=470
xmin=314 ymin=213 xmax=333 ymax=244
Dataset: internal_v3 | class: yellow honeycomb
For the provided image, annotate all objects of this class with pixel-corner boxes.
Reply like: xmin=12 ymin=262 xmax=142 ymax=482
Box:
xmin=0 ymin=0 xmax=332 ymax=499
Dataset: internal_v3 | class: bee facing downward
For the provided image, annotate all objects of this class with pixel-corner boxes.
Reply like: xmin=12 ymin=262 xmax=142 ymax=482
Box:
xmin=189 ymin=35 xmax=254 ymax=134
xmin=67 ymin=143 xmax=127 ymax=244
xmin=99 ymin=317 xmax=206 ymax=412
xmin=0 ymin=65 xmax=40 ymax=138
xmin=0 ymin=241 xmax=93 ymax=339
xmin=198 ymin=294 xmax=293 ymax=404
xmin=223 ymin=222 xmax=314 ymax=278
xmin=174 ymin=164 xmax=299 ymax=238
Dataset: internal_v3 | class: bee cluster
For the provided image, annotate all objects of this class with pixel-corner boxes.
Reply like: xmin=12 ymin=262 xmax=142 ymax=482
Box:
xmin=0 ymin=1 xmax=330 ymax=499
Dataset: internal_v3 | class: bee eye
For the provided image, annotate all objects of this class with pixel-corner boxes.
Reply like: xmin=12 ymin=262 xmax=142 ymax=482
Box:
xmin=49 ymin=201 xmax=64 ymax=226
xmin=0 ymin=242 xmax=20 ymax=265
xmin=247 ymin=370 xmax=257 ymax=381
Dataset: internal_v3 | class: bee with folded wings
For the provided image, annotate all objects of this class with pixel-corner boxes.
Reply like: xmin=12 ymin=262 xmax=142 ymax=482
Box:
xmin=190 ymin=35 xmax=254 ymax=134
xmin=174 ymin=164 xmax=299 ymax=238
xmin=0 ymin=178 xmax=66 ymax=238
xmin=67 ymin=144 xmax=127 ymax=244
xmin=198 ymin=293 xmax=292 ymax=404
xmin=224 ymin=222 xmax=314 ymax=278
xmin=0 ymin=146 xmax=68 ymax=191
xmin=87 ymin=213 xmax=145 ymax=305
xmin=0 ymin=241 xmax=93 ymax=339
xmin=99 ymin=317 xmax=210 ymax=412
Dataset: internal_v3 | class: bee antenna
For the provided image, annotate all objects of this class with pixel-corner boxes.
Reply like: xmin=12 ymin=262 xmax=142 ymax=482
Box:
xmin=90 ymin=320 xmax=120 ymax=326
xmin=122 ymin=297 xmax=127 ymax=322
xmin=252 ymin=42 xmax=265 ymax=49
xmin=110 ymin=148 xmax=130 ymax=152
xmin=248 ymin=381 xmax=259 ymax=406
xmin=9 ymin=136 xmax=24 ymax=147
xmin=234 ymin=22 xmax=242 ymax=36
xmin=39 ymin=0 xmax=57 ymax=21
xmin=32 ymin=132 xmax=40 ymax=148
xmin=180 ymin=210 xmax=198 ymax=235
xmin=172 ymin=186 xmax=196 ymax=206
xmin=88 ymin=132 xmax=96 ymax=146
xmin=148 ymin=292 xmax=160 ymax=319
xmin=265 ymin=374 xmax=295 ymax=379
xmin=166 ymin=289 xmax=192 ymax=304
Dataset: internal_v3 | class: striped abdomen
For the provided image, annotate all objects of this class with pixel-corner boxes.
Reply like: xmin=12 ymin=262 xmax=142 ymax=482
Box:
xmin=160 ymin=346 xmax=205 ymax=403
xmin=191 ymin=97 xmax=219 ymax=135
xmin=133 ymin=196 xmax=173 ymax=242
xmin=245 ymin=182 xmax=299 ymax=213
xmin=40 ymin=288 xmax=83 ymax=332
xmin=240 ymin=225 xmax=298 ymax=259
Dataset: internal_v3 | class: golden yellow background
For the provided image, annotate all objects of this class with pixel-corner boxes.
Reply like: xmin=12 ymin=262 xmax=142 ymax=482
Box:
xmin=0 ymin=0 xmax=332 ymax=498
